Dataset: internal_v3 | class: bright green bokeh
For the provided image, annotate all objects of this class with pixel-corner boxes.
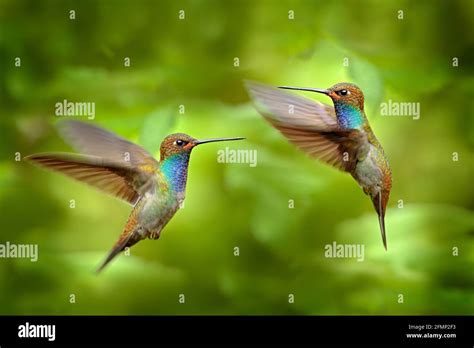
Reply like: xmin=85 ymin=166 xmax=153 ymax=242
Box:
xmin=0 ymin=0 xmax=473 ymax=315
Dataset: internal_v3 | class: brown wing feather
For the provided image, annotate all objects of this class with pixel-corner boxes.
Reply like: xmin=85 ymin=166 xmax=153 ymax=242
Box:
xmin=57 ymin=120 xmax=158 ymax=168
xmin=270 ymin=121 xmax=363 ymax=172
xmin=25 ymin=153 xmax=142 ymax=205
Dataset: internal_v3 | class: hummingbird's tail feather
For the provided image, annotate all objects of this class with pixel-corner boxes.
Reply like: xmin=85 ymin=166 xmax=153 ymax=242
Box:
xmin=378 ymin=209 xmax=387 ymax=251
xmin=96 ymin=231 xmax=135 ymax=274
xmin=96 ymin=206 xmax=145 ymax=273
xmin=372 ymin=190 xmax=388 ymax=250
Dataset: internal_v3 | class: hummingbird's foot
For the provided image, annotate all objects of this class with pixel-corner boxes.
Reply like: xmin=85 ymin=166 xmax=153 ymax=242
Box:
xmin=149 ymin=230 xmax=161 ymax=240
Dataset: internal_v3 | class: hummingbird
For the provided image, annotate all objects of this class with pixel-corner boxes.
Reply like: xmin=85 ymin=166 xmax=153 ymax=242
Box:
xmin=25 ymin=120 xmax=244 ymax=272
xmin=246 ymin=81 xmax=392 ymax=249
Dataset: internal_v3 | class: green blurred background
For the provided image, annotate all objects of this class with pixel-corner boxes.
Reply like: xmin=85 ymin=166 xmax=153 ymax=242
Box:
xmin=0 ymin=0 xmax=473 ymax=315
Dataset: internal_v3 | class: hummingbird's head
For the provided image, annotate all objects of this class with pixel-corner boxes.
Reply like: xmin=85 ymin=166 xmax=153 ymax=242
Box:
xmin=279 ymin=82 xmax=365 ymax=110
xmin=326 ymin=83 xmax=364 ymax=110
xmin=160 ymin=133 xmax=245 ymax=160
xmin=160 ymin=133 xmax=198 ymax=160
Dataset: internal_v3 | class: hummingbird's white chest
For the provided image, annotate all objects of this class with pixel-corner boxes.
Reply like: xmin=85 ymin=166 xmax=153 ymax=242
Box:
xmin=354 ymin=144 xmax=384 ymax=196
xmin=136 ymin=190 xmax=180 ymax=238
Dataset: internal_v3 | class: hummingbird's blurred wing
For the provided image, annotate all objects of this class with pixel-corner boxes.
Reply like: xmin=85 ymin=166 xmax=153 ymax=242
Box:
xmin=25 ymin=153 xmax=150 ymax=205
xmin=245 ymin=80 xmax=337 ymax=128
xmin=57 ymin=120 xmax=158 ymax=168
xmin=246 ymin=81 xmax=364 ymax=172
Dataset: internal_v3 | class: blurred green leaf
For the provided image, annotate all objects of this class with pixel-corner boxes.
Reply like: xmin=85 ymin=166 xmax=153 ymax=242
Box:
xmin=139 ymin=107 xmax=177 ymax=154
xmin=348 ymin=56 xmax=384 ymax=117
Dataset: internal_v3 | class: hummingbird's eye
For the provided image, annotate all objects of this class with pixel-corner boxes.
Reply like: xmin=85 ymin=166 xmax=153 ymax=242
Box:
xmin=338 ymin=89 xmax=349 ymax=96
xmin=175 ymin=139 xmax=186 ymax=147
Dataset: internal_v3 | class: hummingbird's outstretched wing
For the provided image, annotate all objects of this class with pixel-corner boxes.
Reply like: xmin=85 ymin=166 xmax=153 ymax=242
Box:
xmin=245 ymin=81 xmax=364 ymax=172
xmin=25 ymin=153 xmax=150 ymax=205
xmin=26 ymin=121 xmax=160 ymax=205
xmin=57 ymin=120 xmax=158 ymax=168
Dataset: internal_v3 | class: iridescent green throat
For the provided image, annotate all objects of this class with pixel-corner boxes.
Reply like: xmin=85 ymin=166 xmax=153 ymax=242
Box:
xmin=160 ymin=152 xmax=191 ymax=193
xmin=334 ymin=102 xmax=365 ymax=129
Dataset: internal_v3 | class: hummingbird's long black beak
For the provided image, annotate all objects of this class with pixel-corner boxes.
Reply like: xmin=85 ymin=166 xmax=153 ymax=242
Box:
xmin=278 ymin=86 xmax=329 ymax=95
xmin=195 ymin=137 xmax=245 ymax=145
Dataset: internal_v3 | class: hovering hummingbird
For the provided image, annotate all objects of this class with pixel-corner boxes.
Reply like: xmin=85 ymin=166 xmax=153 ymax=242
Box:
xmin=26 ymin=120 xmax=244 ymax=272
xmin=246 ymin=81 xmax=392 ymax=249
